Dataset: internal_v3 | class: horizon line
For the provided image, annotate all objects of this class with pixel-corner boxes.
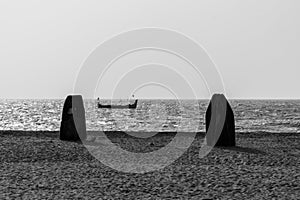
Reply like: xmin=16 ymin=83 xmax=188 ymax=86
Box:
xmin=1 ymin=97 xmax=300 ymax=100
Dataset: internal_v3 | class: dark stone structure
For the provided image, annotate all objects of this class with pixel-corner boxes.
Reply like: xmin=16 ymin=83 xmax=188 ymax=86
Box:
xmin=60 ymin=95 xmax=87 ymax=141
xmin=205 ymin=94 xmax=236 ymax=146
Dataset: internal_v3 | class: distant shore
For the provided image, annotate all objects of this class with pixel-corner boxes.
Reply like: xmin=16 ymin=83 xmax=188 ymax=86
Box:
xmin=0 ymin=130 xmax=299 ymax=199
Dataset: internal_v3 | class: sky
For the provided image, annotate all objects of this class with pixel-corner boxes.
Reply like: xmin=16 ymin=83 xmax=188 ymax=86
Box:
xmin=0 ymin=0 xmax=299 ymax=99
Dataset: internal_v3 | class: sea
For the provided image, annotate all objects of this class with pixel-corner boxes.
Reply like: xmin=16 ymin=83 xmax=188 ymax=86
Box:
xmin=0 ymin=99 xmax=299 ymax=133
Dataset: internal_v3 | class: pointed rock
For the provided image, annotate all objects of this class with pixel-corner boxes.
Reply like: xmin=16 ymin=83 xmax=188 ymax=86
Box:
xmin=60 ymin=95 xmax=87 ymax=142
xmin=205 ymin=94 xmax=236 ymax=146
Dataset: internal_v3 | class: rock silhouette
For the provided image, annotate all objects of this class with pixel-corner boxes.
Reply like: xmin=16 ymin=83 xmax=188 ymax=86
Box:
xmin=205 ymin=94 xmax=236 ymax=146
xmin=60 ymin=95 xmax=87 ymax=141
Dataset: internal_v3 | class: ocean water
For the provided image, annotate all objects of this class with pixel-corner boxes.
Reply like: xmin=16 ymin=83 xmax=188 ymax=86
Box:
xmin=0 ymin=99 xmax=299 ymax=133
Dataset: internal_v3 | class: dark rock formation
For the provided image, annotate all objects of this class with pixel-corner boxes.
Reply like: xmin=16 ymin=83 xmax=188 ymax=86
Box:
xmin=205 ymin=94 xmax=235 ymax=147
xmin=60 ymin=95 xmax=87 ymax=141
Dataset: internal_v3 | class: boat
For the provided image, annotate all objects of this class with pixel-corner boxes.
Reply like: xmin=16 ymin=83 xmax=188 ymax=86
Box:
xmin=97 ymin=99 xmax=138 ymax=109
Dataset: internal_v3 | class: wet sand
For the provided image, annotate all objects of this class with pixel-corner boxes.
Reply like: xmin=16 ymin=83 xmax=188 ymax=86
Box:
xmin=0 ymin=131 xmax=299 ymax=199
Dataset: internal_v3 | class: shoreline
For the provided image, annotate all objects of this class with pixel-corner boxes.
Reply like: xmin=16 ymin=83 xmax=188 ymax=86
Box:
xmin=1 ymin=130 xmax=299 ymax=137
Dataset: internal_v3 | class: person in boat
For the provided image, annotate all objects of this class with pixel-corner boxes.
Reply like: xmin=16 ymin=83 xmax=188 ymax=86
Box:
xmin=97 ymin=95 xmax=138 ymax=108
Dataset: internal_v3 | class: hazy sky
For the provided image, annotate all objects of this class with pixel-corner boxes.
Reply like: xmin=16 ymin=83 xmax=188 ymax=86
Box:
xmin=0 ymin=0 xmax=299 ymax=99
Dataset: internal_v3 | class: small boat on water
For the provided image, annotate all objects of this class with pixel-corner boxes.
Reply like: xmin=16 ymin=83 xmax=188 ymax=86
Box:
xmin=97 ymin=99 xmax=138 ymax=109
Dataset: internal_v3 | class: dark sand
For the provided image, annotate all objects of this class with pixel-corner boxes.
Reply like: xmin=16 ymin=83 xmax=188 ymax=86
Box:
xmin=0 ymin=131 xmax=299 ymax=199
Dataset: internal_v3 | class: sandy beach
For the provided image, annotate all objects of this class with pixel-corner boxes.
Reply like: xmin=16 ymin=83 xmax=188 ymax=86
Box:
xmin=0 ymin=131 xmax=299 ymax=199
